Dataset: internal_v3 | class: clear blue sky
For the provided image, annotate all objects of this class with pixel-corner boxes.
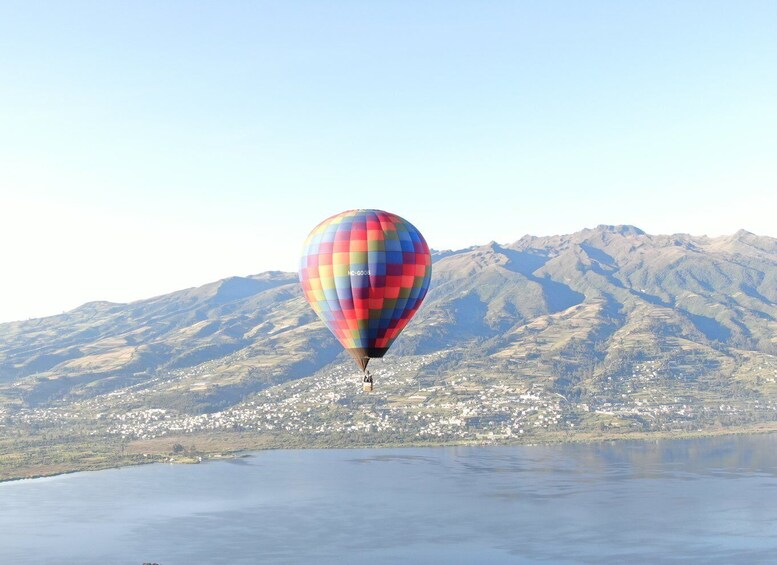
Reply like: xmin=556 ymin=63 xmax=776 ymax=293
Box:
xmin=1 ymin=1 xmax=775 ymax=322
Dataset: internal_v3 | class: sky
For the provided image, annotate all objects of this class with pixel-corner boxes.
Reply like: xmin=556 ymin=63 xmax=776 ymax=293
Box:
xmin=1 ymin=1 xmax=775 ymax=323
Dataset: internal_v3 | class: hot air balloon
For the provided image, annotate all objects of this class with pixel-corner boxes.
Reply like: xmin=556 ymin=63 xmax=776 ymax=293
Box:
xmin=299 ymin=209 xmax=432 ymax=390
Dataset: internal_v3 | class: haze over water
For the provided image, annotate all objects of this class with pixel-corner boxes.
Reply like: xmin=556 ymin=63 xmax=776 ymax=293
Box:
xmin=2 ymin=434 xmax=777 ymax=564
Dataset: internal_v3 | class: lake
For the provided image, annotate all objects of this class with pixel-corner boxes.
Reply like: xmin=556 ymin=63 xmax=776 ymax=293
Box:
xmin=2 ymin=434 xmax=777 ymax=564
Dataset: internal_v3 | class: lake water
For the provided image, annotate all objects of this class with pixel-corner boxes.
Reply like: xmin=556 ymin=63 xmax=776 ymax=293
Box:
xmin=2 ymin=434 xmax=777 ymax=564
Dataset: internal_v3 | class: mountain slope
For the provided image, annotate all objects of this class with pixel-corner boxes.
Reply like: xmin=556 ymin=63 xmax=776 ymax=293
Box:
xmin=1 ymin=226 xmax=777 ymax=480
xmin=0 ymin=271 xmax=341 ymax=408
xmin=1 ymin=226 xmax=775 ymax=410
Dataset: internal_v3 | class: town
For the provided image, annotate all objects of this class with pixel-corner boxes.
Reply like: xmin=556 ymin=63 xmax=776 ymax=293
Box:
xmin=6 ymin=352 xmax=777 ymax=447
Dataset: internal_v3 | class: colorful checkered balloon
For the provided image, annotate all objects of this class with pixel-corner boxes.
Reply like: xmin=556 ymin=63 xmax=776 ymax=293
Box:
xmin=299 ymin=209 xmax=432 ymax=371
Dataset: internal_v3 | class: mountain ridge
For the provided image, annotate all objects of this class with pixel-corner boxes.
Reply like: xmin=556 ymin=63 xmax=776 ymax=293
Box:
xmin=2 ymin=225 xmax=775 ymax=390
xmin=1 ymin=225 xmax=776 ymax=480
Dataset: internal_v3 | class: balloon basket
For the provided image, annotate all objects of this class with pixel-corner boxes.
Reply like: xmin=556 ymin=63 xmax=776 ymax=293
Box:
xmin=362 ymin=382 xmax=374 ymax=393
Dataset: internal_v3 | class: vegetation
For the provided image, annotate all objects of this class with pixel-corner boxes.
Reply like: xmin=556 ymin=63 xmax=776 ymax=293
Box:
xmin=1 ymin=226 xmax=776 ymax=481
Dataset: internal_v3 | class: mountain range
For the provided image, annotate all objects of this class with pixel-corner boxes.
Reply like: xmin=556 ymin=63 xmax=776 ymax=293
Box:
xmin=1 ymin=225 xmax=776 ymax=479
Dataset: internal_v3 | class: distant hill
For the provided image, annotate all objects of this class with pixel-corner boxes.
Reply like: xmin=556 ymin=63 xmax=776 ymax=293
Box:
xmin=1 ymin=226 xmax=776 ymax=480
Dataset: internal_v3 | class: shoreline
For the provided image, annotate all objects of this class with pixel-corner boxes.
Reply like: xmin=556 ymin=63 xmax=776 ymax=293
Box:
xmin=4 ymin=422 xmax=777 ymax=484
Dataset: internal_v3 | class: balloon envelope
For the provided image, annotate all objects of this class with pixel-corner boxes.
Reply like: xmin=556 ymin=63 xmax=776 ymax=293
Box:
xmin=299 ymin=209 xmax=432 ymax=371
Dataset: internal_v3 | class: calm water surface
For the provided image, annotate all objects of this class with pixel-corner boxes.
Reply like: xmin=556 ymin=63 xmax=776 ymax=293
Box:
xmin=2 ymin=434 xmax=777 ymax=564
